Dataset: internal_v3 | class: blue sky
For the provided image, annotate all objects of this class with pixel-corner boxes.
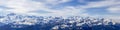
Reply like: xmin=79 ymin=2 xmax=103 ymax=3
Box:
xmin=0 ymin=0 xmax=120 ymax=18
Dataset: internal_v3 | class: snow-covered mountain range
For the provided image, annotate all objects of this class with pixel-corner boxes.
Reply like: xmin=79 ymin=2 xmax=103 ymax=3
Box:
xmin=0 ymin=13 xmax=120 ymax=30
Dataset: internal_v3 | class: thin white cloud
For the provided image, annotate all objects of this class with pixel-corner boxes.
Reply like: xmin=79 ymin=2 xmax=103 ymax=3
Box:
xmin=83 ymin=0 xmax=120 ymax=8
xmin=0 ymin=0 xmax=87 ymax=16
xmin=0 ymin=0 xmax=120 ymax=17
xmin=43 ymin=0 xmax=72 ymax=5
xmin=0 ymin=0 xmax=50 ymax=14
xmin=78 ymin=0 xmax=120 ymax=16
xmin=107 ymin=5 xmax=120 ymax=13
xmin=85 ymin=0 xmax=120 ymax=13
xmin=4 ymin=0 xmax=45 ymax=13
